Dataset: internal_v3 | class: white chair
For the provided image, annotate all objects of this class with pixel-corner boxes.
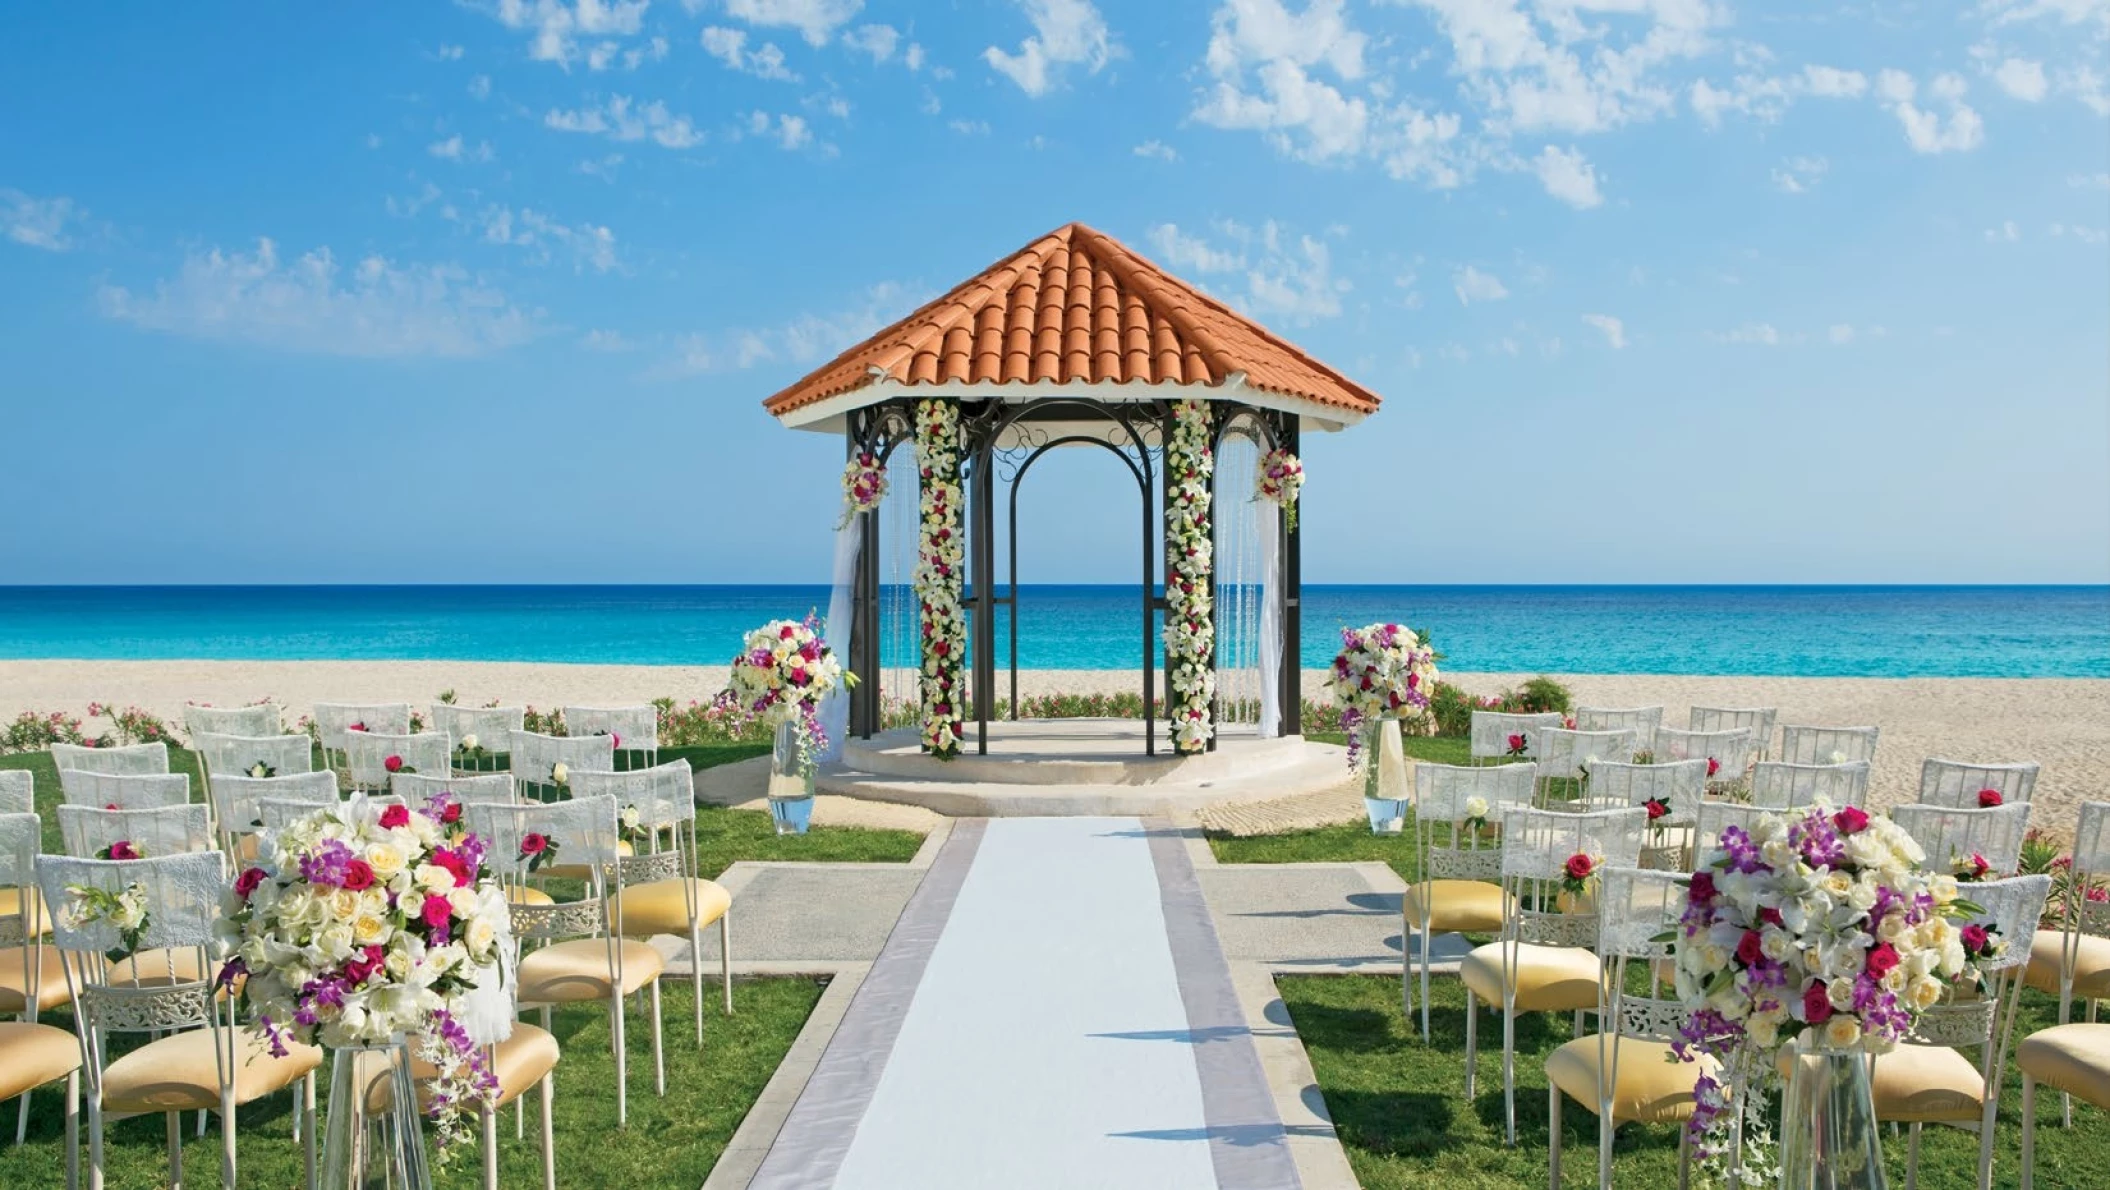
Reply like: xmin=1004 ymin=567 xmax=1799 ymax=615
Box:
xmin=1532 ymin=728 xmax=1635 ymax=804
xmin=36 ymin=850 xmax=320 ymax=1190
xmin=2019 ymin=1023 xmax=2110 ymax=1190
xmin=209 ymin=772 xmax=339 ymax=859
xmin=1891 ymin=803 xmax=2033 ymax=879
xmin=181 ymin=703 xmax=279 ymax=739
xmin=1687 ymin=706 xmax=1776 ymax=759
xmin=1693 ymin=801 xmax=1777 ymax=855
xmin=1777 ymin=724 xmax=1879 ymax=765
xmin=1581 ymin=759 xmax=1706 ymax=869
xmin=56 ymin=805 xmax=213 ymax=860
xmin=191 ymin=732 xmax=312 ymax=783
xmin=1462 ymin=805 xmax=1646 ymax=1145
xmin=0 ymin=771 xmax=30 ymax=815
xmin=311 ymin=703 xmax=411 ymax=770
xmin=1403 ymin=762 xmax=1535 ymax=1041
xmin=1652 ymin=727 xmax=1755 ymax=794
xmin=1869 ymin=874 xmax=2050 ymax=1190
xmin=429 ymin=705 xmax=526 ymax=774
xmin=1469 ymin=711 xmax=1565 ymax=763
xmin=0 ymin=812 xmax=80 ymax=1160
xmin=1919 ymin=758 xmax=2040 ymax=808
xmin=1547 ymin=866 xmax=1706 ymax=1190
xmin=1748 ymin=760 xmax=1871 ymax=810
xmin=342 ymin=731 xmax=452 ymax=793
xmin=509 ymin=731 xmax=616 ymax=802
xmin=1573 ymin=706 xmax=1662 ymax=753
xmin=56 ymin=772 xmax=190 ymax=811
xmin=391 ymin=771 xmax=516 ymax=807
xmin=2025 ymin=802 xmax=2110 ymax=1036
xmin=0 ymin=806 xmax=69 ymax=1027
xmin=562 ymin=706 xmax=660 ymax=769
xmin=49 ymin=743 xmax=168 ymax=777
xmin=254 ymin=792 xmax=345 ymax=837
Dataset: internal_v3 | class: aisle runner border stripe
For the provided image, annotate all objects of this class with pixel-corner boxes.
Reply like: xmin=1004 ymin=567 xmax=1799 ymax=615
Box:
xmin=747 ymin=818 xmax=988 ymax=1190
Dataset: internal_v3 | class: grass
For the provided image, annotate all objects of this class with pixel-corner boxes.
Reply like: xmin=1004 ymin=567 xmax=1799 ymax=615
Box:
xmin=0 ymin=977 xmax=824 ymax=1190
xmin=1280 ymin=973 xmax=2104 ymax=1190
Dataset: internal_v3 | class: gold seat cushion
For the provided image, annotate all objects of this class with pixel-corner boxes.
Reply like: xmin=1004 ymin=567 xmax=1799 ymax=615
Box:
xmin=1870 ymin=1044 xmax=1987 ymax=1122
xmin=2018 ymin=1024 xmax=2110 ymax=1111
xmin=1461 ymin=943 xmax=1602 ymax=1013
xmin=508 ymin=885 xmax=555 ymax=907
xmin=1546 ymin=1036 xmax=1713 ymax=1125
xmin=611 ymin=877 xmax=731 ymax=936
xmin=2025 ymin=933 xmax=2110 ymax=1000
xmin=102 ymin=1027 xmax=322 ymax=1114
xmin=0 ymin=1021 xmax=82 ymax=1100
xmin=0 ymin=887 xmax=54 ymax=936
xmin=516 ymin=938 xmax=664 ymax=1003
xmin=420 ymin=1024 xmax=560 ymax=1110
xmin=1403 ymin=880 xmax=1512 ymax=935
xmin=106 ymin=948 xmax=243 ymax=996
xmin=543 ymin=840 xmax=634 ymax=882
xmin=0 ymin=944 xmax=72 ymax=1013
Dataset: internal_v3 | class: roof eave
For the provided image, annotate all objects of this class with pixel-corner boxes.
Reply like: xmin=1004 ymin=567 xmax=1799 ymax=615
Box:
xmin=770 ymin=375 xmax=1370 ymax=434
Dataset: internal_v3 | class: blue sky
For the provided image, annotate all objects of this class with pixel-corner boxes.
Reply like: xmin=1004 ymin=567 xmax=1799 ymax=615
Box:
xmin=1 ymin=0 xmax=2105 ymax=586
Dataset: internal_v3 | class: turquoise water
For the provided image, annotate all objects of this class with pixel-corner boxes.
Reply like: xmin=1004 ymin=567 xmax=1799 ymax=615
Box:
xmin=0 ymin=586 xmax=2102 ymax=678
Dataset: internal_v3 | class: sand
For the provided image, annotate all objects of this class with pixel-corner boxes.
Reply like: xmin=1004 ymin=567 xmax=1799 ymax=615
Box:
xmin=3 ymin=659 xmax=2104 ymax=838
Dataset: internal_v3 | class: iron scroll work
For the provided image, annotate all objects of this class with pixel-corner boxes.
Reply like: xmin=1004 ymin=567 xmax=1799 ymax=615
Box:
xmin=842 ymin=395 xmax=1303 ymax=757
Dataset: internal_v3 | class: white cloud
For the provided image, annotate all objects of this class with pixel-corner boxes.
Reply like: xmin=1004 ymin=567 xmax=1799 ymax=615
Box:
xmin=948 ymin=119 xmax=991 ymax=135
xmin=545 ymin=95 xmax=704 ymax=148
xmin=468 ymin=74 xmax=493 ymax=100
xmin=2059 ymin=64 xmax=2110 ymax=115
xmin=2072 ymin=171 xmax=2110 ymax=190
xmin=1145 ymin=219 xmax=1349 ymax=323
xmin=476 ymin=204 xmax=619 ymax=272
xmin=1532 ymin=144 xmax=1601 ymax=208
xmin=1771 ymin=155 xmax=1827 ymax=194
xmin=1204 ymin=0 xmax=1364 ymax=81
xmin=1580 ymin=313 xmax=1625 ymax=347
xmin=492 ymin=0 xmax=649 ymax=69
xmin=1983 ymin=0 xmax=2110 ymax=33
xmin=1149 ymin=222 xmax=1244 ymax=274
xmin=842 ymin=23 xmax=899 ymax=62
xmin=1992 ymin=57 xmax=2049 ymax=101
xmin=577 ymin=152 xmax=624 ymax=180
xmin=1133 ymin=139 xmax=1179 ymax=161
xmin=437 ymin=44 xmax=466 ymax=61
xmin=1828 ymin=323 xmax=1855 ymax=344
xmin=1801 ymin=65 xmax=1868 ymax=98
xmin=1 ymin=188 xmax=83 ymax=251
xmin=652 ymin=281 xmax=913 ymax=378
xmin=1985 ymin=219 xmax=2021 ymax=242
xmin=1712 ymin=321 xmax=1781 ymax=345
xmin=427 ymin=135 xmax=496 ymax=163
xmin=98 ymin=239 xmax=537 ymax=357
xmin=904 ymin=42 xmax=927 ymax=71
xmin=1877 ymin=69 xmax=1984 ymax=154
xmin=984 ymin=0 xmax=1115 ymax=96
xmin=726 ymin=0 xmax=863 ymax=47
xmin=701 ymin=27 xmax=798 ymax=80
xmin=747 ymin=111 xmax=813 ymax=149
xmin=1452 ymin=264 xmax=1508 ymax=305
xmin=581 ymin=328 xmax=636 ymax=351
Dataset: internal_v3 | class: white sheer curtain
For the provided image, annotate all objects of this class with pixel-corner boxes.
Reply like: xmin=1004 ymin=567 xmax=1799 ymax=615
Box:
xmin=1257 ymin=501 xmax=1283 ymax=738
xmin=819 ymin=520 xmax=861 ymax=762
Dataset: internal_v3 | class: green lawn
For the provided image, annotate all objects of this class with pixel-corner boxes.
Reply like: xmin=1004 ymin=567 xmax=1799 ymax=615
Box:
xmin=1281 ymin=974 xmax=2103 ymax=1190
xmin=0 ymin=978 xmax=823 ymax=1190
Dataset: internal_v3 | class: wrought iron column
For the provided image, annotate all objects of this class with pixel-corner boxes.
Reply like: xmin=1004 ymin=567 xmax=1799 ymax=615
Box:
xmin=1279 ymin=417 xmax=1303 ymax=736
xmin=970 ymin=423 xmax=997 ymax=755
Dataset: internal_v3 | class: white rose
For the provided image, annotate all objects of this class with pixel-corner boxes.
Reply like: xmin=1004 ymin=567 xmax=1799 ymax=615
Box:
xmin=365 ymin=843 xmax=407 ymax=877
xmin=1908 ymin=975 xmax=1945 ymax=1010
xmin=352 ymin=914 xmax=391 ymax=946
xmin=551 ymin=762 xmax=570 ymax=785
xmin=1463 ymin=796 xmax=1489 ymax=821
xmin=398 ymin=891 xmax=425 ymax=921
xmin=414 ymin=863 xmax=454 ymax=893
xmin=460 ymin=733 xmax=479 ymax=751
xmin=464 ymin=916 xmax=497 ymax=958
xmin=1827 ymin=977 xmax=1859 ymax=1011
xmin=1823 ymin=1016 xmax=1863 ymax=1049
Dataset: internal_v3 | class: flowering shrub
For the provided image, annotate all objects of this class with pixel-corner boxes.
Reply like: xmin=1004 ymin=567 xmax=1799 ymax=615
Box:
xmin=520 ymin=705 xmax=567 ymax=736
xmin=1164 ymin=398 xmax=1217 ymax=755
xmin=1427 ymin=675 xmax=1572 ymax=738
xmin=2 ymin=710 xmax=90 ymax=754
xmin=914 ymin=398 xmax=967 ymax=759
xmin=87 ymin=702 xmax=180 ymax=747
xmin=1326 ymin=623 xmax=1438 ymax=767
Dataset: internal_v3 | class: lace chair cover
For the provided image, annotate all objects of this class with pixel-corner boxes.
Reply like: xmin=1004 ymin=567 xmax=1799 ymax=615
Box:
xmin=50 ymin=742 xmax=169 ymax=775
xmin=343 ymin=731 xmax=453 ymax=790
xmin=1902 ymin=875 xmax=2052 ymax=1058
xmin=392 ymin=771 xmax=516 ymax=807
xmin=182 ymin=703 xmax=279 ymax=738
xmin=192 ymin=731 xmax=314 ymax=780
xmin=312 ymin=702 xmax=412 ymax=753
xmin=1534 ymin=727 xmax=1636 ymax=782
xmin=1575 ymin=706 xmax=1664 ymax=752
xmin=1598 ymin=867 xmax=1687 ymax=962
xmin=57 ymin=804 xmax=214 ymax=858
xmin=255 ymin=794 xmax=344 ymax=837
xmin=1918 ymin=759 xmax=2040 ymax=808
xmin=1583 ymin=758 xmax=1707 ymax=822
xmin=1501 ymin=807 xmax=1647 ymax=882
xmin=212 ymin=772 xmax=338 ymax=836
xmin=1966 ymin=875 xmax=2052 ymax=973
xmin=1777 ymin=724 xmax=1880 ymax=766
xmin=510 ymin=730 xmax=617 ymax=797
xmin=1412 ymin=763 xmax=1536 ymax=882
xmin=569 ymin=762 xmax=693 ymax=830
xmin=1694 ymin=802 xmax=1778 ymax=854
xmin=58 ymin=770 xmax=192 ymax=809
xmin=466 ymin=796 xmax=621 ymax=939
xmin=1688 ymin=706 xmax=1777 ymax=757
xmin=0 ymin=769 xmax=30 ymax=814
xmin=561 ymin=706 xmax=660 ymax=753
xmin=1652 ymin=727 xmax=1755 ymax=781
xmin=35 ymin=851 xmax=227 ymax=1032
xmin=0 ymin=813 xmax=37 ymax=942
xmin=1468 ymin=711 xmax=1565 ymax=761
xmin=1748 ymin=760 xmax=1871 ymax=810
xmin=1890 ymin=804 xmax=2033 ymax=877
xmin=2059 ymin=802 xmax=2110 ymax=944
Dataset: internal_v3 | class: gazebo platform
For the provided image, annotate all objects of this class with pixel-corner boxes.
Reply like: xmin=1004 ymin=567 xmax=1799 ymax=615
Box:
xmin=819 ymin=717 xmax=1352 ymax=817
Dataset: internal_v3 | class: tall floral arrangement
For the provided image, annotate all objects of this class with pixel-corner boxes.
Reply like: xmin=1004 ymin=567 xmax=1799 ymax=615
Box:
xmin=1165 ymin=398 xmax=1217 ymax=755
xmin=215 ymin=794 xmax=513 ymax=1161
xmin=913 ymin=399 xmax=967 ymax=759
xmin=837 ymin=449 xmax=888 ymax=528
xmin=1670 ymin=801 xmax=1999 ymax=1182
xmin=716 ymin=613 xmax=851 ymax=776
xmin=1326 ymin=623 xmax=1438 ymax=767
xmin=1255 ymin=447 xmax=1303 ymax=533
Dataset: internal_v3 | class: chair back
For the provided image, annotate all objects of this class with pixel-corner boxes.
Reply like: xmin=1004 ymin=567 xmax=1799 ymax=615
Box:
xmin=0 ymin=770 xmax=30 ymax=814
xmin=1596 ymin=867 xmax=1688 ymax=1034
xmin=211 ymin=772 xmax=338 ymax=839
xmin=1534 ymin=727 xmax=1636 ymax=784
xmin=1749 ymin=760 xmax=1871 ymax=810
xmin=191 ymin=731 xmax=314 ymax=781
xmin=562 ymin=706 xmax=660 ymax=754
xmin=466 ymin=795 xmax=621 ymax=937
xmin=344 ymin=731 xmax=453 ymax=791
xmin=1918 ymin=759 xmax=2039 ymax=809
xmin=1468 ymin=711 xmax=1565 ymax=761
xmin=509 ymin=731 xmax=618 ymax=800
xmin=57 ymin=804 xmax=214 ymax=859
xmin=1778 ymin=724 xmax=1879 ymax=765
xmin=1897 ymin=875 xmax=2051 ymax=1113
xmin=1890 ymin=803 xmax=2032 ymax=878
xmin=1693 ymin=802 xmax=1778 ymax=854
xmin=312 ymin=703 xmax=413 ymax=754
xmin=427 ymin=705 xmax=525 ymax=770
xmin=1498 ymin=806 xmax=1646 ymax=948
xmin=1653 ymin=727 xmax=1755 ymax=785
xmin=0 ymin=813 xmax=41 ymax=953
xmin=182 ymin=703 xmax=279 ymax=738
xmin=59 ymin=770 xmax=192 ymax=810
xmin=50 ymin=742 xmax=169 ymax=775
xmin=572 ymin=763 xmax=694 ymax=885
xmin=1578 ymin=758 xmax=1705 ymax=818
xmin=1688 ymin=706 xmax=1777 ymax=757
xmin=2051 ymin=803 xmax=2110 ymax=1021
xmin=1574 ymin=706 xmax=1663 ymax=752
xmin=392 ymin=771 xmax=516 ymax=807
xmin=255 ymin=792 xmax=344 ymax=836
xmin=1411 ymin=762 xmax=1535 ymax=883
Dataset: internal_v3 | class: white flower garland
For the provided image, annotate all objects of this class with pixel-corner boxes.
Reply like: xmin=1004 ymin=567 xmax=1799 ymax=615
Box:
xmin=914 ymin=399 xmax=966 ymax=759
xmin=1255 ymin=447 xmax=1303 ymax=533
xmin=1165 ymin=398 xmax=1216 ymax=755
xmin=836 ymin=449 xmax=888 ymax=529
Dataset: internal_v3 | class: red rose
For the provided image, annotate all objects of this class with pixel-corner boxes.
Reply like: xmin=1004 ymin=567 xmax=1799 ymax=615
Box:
xmin=384 ymin=755 xmax=404 ymax=773
xmin=1834 ymin=806 xmax=1870 ymax=835
xmin=439 ymin=801 xmax=462 ymax=825
xmin=378 ymin=804 xmax=410 ymax=829
xmin=1760 ymin=907 xmax=1784 ymax=927
xmin=422 ymin=896 xmax=453 ymax=931
xmin=520 ymin=833 xmax=549 ymax=856
xmin=1802 ymin=981 xmax=1834 ymax=1023
xmin=104 ymin=803 xmax=118 ymax=811
xmin=234 ymin=867 xmax=267 ymax=899
xmin=432 ymin=848 xmax=473 ymax=887
xmin=1736 ymin=929 xmax=1765 ymax=965
xmin=1645 ymin=797 xmax=1669 ymax=821
xmin=1706 ymin=757 xmax=1722 ymax=778
xmin=1688 ymin=871 xmax=1717 ymax=904
xmin=348 ymin=722 xmax=366 ymax=733
xmin=1564 ymin=853 xmax=1595 ymax=882
xmin=340 ymin=859 xmax=375 ymax=891
xmin=610 ymin=732 xmax=621 ymax=749
xmin=1968 ymin=853 xmax=1991 ymax=878
xmin=107 ymin=840 xmax=140 ymax=861
xmin=1865 ymin=941 xmax=1900 ymax=978
xmin=1961 ymin=924 xmax=1990 ymax=954
xmin=1506 ymin=733 xmax=1526 ymax=753
xmin=1977 ymin=789 xmax=2003 ymax=808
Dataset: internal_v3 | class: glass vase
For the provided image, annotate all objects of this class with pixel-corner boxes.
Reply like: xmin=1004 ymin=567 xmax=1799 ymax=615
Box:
xmin=1778 ymin=1034 xmax=1887 ymax=1190
xmin=767 ymin=719 xmax=816 ymax=836
xmin=321 ymin=1036 xmax=432 ymax=1190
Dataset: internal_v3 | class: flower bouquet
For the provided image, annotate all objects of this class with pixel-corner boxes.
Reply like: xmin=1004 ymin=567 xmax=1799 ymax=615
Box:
xmin=717 ymin=614 xmax=853 ymax=833
xmin=1326 ymin=622 xmax=1439 ymax=769
xmin=838 ymin=449 xmax=888 ymax=528
xmin=1254 ymin=447 xmax=1303 ymax=532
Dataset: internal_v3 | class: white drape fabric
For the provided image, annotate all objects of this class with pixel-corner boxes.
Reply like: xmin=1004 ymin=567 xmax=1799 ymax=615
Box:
xmin=819 ymin=518 xmax=862 ymax=763
xmin=1375 ymin=718 xmax=1409 ymax=802
xmin=1257 ymin=501 xmax=1283 ymax=739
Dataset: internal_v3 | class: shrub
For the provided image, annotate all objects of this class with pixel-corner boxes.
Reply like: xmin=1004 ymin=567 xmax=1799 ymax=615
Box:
xmin=1512 ymin=676 xmax=1573 ymax=714
xmin=2 ymin=710 xmax=89 ymax=754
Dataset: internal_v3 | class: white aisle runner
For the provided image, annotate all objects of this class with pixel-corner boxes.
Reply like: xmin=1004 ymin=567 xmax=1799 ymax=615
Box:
xmin=749 ymin=817 xmax=1301 ymax=1190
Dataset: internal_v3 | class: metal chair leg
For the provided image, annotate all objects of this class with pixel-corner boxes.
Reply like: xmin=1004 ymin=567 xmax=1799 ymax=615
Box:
xmin=691 ymin=920 xmax=706 ymax=1046
xmin=650 ymin=979 xmax=666 ymax=1096
xmin=539 ymin=1072 xmax=557 ymax=1190
xmin=721 ymin=914 xmax=734 ymax=1016
xmin=64 ymin=1071 xmax=79 ymax=1190
xmin=2021 ymin=1074 xmax=2036 ymax=1190
xmin=612 ymin=994 xmax=629 ymax=1127
xmin=1464 ymin=990 xmax=1479 ymax=1097
xmin=1548 ymin=1083 xmax=1562 ymax=1190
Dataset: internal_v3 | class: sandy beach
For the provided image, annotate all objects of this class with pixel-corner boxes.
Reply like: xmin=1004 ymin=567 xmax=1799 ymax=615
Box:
xmin=4 ymin=659 xmax=2104 ymax=835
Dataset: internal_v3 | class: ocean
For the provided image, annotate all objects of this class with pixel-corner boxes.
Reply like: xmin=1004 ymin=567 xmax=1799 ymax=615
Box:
xmin=0 ymin=586 xmax=2103 ymax=678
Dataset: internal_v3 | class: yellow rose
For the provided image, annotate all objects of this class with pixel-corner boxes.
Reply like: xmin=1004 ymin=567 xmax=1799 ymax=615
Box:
xmin=352 ymin=914 xmax=391 ymax=946
xmin=364 ymin=843 xmax=407 ymax=876
xmin=1823 ymin=1016 xmax=1863 ymax=1049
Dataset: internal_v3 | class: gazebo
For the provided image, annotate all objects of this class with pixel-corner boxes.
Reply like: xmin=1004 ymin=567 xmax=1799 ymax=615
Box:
xmin=762 ymin=222 xmax=1379 ymax=760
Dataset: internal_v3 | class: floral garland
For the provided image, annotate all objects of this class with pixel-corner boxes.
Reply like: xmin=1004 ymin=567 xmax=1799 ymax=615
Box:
xmin=1165 ymin=398 xmax=1216 ymax=755
xmin=1325 ymin=623 xmax=1439 ymax=768
xmin=1255 ymin=447 xmax=1304 ymax=533
xmin=914 ymin=399 xmax=967 ymax=759
xmin=836 ymin=449 xmax=888 ymax=529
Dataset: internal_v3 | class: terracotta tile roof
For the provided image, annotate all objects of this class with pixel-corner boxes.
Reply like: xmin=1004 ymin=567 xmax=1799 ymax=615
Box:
xmin=761 ymin=222 xmax=1381 ymax=420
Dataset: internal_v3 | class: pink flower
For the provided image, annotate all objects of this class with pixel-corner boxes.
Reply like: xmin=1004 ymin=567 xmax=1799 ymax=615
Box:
xmin=1735 ymin=930 xmax=1764 ymax=965
xmin=378 ymin=804 xmax=410 ymax=829
xmin=1834 ymin=806 xmax=1870 ymax=835
xmin=520 ymin=833 xmax=549 ymax=856
xmin=1706 ymin=757 xmax=1722 ymax=778
xmin=1802 ymin=981 xmax=1834 ymax=1023
xmin=1977 ymin=789 xmax=2003 ymax=808
xmin=1865 ymin=941 xmax=1900 ymax=978
xmin=106 ymin=840 xmax=140 ymax=861
xmin=340 ymin=859 xmax=376 ymax=891
xmin=1564 ymin=853 xmax=1595 ymax=882
xmin=234 ymin=867 xmax=267 ymax=900
xmin=610 ymin=732 xmax=621 ymax=749
xmin=421 ymin=896 xmax=453 ymax=931
xmin=1645 ymin=797 xmax=1670 ymax=821
xmin=1961 ymin=924 xmax=1991 ymax=956
xmin=348 ymin=722 xmax=367 ymax=733
xmin=384 ymin=755 xmax=404 ymax=773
